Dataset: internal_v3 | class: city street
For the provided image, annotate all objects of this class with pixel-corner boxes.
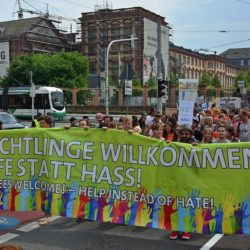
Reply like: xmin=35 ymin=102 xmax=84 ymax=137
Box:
xmin=0 ymin=216 xmax=250 ymax=250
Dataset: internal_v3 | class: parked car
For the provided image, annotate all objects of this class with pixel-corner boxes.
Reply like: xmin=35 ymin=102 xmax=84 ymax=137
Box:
xmin=0 ymin=112 xmax=26 ymax=129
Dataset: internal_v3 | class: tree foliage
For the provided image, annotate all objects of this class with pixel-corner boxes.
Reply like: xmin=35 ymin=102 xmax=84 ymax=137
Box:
xmin=235 ymin=70 xmax=250 ymax=89
xmin=211 ymin=73 xmax=221 ymax=88
xmin=132 ymin=77 xmax=142 ymax=96
xmin=199 ymin=72 xmax=211 ymax=86
xmin=77 ymin=90 xmax=93 ymax=105
xmin=1 ymin=51 xmax=89 ymax=88
xmin=147 ymin=76 xmax=157 ymax=88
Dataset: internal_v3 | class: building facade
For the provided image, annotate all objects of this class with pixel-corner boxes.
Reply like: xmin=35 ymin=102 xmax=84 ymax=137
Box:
xmin=80 ymin=7 xmax=171 ymax=84
xmin=0 ymin=17 xmax=73 ymax=63
xmin=169 ymin=43 xmax=240 ymax=96
xmin=220 ymin=48 xmax=250 ymax=71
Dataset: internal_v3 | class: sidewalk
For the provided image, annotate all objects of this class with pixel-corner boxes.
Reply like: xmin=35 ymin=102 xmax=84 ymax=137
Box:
xmin=0 ymin=210 xmax=45 ymax=234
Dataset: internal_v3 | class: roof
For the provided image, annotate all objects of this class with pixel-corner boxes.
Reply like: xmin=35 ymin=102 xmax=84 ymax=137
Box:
xmin=220 ymin=48 xmax=250 ymax=59
xmin=0 ymin=16 xmax=51 ymax=37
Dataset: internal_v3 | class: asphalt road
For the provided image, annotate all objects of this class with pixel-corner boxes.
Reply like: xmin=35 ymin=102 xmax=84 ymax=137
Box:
xmin=2 ymin=216 xmax=250 ymax=250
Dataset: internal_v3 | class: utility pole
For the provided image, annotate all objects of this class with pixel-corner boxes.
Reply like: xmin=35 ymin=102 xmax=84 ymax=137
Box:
xmin=156 ymin=21 xmax=162 ymax=114
xmin=105 ymin=37 xmax=138 ymax=114
xmin=29 ymin=71 xmax=36 ymax=121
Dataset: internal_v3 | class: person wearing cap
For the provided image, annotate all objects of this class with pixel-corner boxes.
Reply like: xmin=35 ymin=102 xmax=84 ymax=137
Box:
xmin=178 ymin=125 xmax=195 ymax=144
xmin=169 ymin=124 xmax=194 ymax=240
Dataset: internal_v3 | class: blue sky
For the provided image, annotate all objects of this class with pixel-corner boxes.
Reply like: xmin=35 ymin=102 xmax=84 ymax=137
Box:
xmin=1 ymin=0 xmax=250 ymax=54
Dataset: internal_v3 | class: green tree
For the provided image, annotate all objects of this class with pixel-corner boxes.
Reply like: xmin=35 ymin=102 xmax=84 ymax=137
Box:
xmin=169 ymin=72 xmax=179 ymax=87
xmin=211 ymin=73 xmax=221 ymax=88
xmin=246 ymin=71 xmax=250 ymax=89
xmin=132 ymin=77 xmax=142 ymax=96
xmin=235 ymin=70 xmax=250 ymax=90
xmin=147 ymin=76 xmax=157 ymax=88
xmin=2 ymin=51 xmax=89 ymax=88
xmin=77 ymin=90 xmax=93 ymax=105
xmin=199 ymin=72 xmax=211 ymax=86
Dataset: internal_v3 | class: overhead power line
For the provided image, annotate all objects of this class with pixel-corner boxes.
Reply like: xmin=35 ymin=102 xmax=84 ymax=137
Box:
xmin=173 ymin=29 xmax=250 ymax=33
xmin=236 ymin=0 xmax=250 ymax=5
xmin=205 ymin=38 xmax=250 ymax=50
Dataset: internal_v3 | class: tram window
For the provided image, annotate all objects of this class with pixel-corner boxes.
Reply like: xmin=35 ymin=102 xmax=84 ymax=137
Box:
xmin=35 ymin=94 xmax=50 ymax=109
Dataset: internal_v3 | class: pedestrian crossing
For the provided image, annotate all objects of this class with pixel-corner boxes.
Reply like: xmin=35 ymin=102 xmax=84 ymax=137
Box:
xmin=0 ymin=216 xmax=61 ymax=244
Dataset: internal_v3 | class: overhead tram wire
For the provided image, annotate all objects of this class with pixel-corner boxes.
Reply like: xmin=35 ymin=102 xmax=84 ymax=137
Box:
xmin=29 ymin=0 xmax=93 ymax=11
xmin=61 ymin=0 xmax=94 ymax=9
xmin=173 ymin=29 xmax=250 ymax=33
xmin=236 ymin=0 xmax=250 ymax=5
xmin=204 ymin=38 xmax=250 ymax=50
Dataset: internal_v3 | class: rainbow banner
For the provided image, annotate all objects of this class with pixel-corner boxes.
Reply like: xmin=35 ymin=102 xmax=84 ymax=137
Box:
xmin=0 ymin=128 xmax=250 ymax=234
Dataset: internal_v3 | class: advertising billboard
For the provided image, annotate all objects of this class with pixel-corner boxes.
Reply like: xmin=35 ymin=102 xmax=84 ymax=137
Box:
xmin=0 ymin=42 xmax=10 ymax=78
xmin=143 ymin=18 xmax=169 ymax=84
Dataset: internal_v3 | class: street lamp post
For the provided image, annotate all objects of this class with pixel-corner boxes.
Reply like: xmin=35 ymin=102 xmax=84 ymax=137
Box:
xmin=105 ymin=37 xmax=138 ymax=114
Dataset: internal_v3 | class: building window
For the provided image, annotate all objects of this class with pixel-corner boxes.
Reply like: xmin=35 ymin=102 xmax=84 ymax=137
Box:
xmin=111 ymin=65 xmax=119 ymax=80
xmin=88 ymin=45 xmax=96 ymax=55
xmin=240 ymin=60 xmax=244 ymax=66
xmin=183 ymin=56 xmax=186 ymax=65
xmin=111 ymin=44 xmax=120 ymax=54
xmin=88 ymin=28 xmax=96 ymax=43
xmin=124 ymin=26 xmax=132 ymax=37
xmin=90 ymin=62 xmax=96 ymax=73
xmin=208 ymin=61 xmax=213 ymax=68
xmin=111 ymin=27 xmax=120 ymax=40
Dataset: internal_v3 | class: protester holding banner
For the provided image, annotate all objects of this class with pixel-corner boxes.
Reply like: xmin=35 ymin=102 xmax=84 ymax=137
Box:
xmin=121 ymin=115 xmax=133 ymax=131
xmin=38 ymin=115 xmax=52 ymax=225
xmin=79 ymin=119 xmax=89 ymax=129
xmin=202 ymin=127 xmax=214 ymax=143
xmin=39 ymin=115 xmax=52 ymax=128
xmin=162 ymin=121 xmax=177 ymax=142
xmin=227 ymin=126 xmax=240 ymax=142
xmin=151 ymin=123 xmax=165 ymax=141
xmin=212 ymin=125 xmax=231 ymax=143
xmin=169 ymin=124 xmax=195 ymax=240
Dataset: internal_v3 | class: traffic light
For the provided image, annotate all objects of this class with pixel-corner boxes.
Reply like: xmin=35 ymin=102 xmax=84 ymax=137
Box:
xmin=158 ymin=79 xmax=167 ymax=97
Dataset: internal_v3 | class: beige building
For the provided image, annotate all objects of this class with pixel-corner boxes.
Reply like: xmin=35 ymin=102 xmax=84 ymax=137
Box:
xmin=169 ymin=43 xmax=239 ymax=96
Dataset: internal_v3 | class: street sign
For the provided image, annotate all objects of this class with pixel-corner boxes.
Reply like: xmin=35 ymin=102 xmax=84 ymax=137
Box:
xmin=30 ymin=84 xmax=36 ymax=98
xmin=124 ymin=80 xmax=132 ymax=96
xmin=237 ymin=81 xmax=245 ymax=88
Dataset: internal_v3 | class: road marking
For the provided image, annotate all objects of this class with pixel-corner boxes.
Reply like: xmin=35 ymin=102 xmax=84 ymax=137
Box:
xmin=17 ymin=216 xmax=61 ymax=232
xmin=17 ymin=222 xmax=39 ymax=232
xmin=200 ymin=234 xmax=224 ymax=250
xmin=48 ymin=216 xmax=61 ymax=222
xmin=0 ymin=233 xmax=19 ymax=244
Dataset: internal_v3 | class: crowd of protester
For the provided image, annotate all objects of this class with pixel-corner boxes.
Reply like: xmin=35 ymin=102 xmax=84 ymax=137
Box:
xmin=66 ymin=106 xmax=250 ymax=144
